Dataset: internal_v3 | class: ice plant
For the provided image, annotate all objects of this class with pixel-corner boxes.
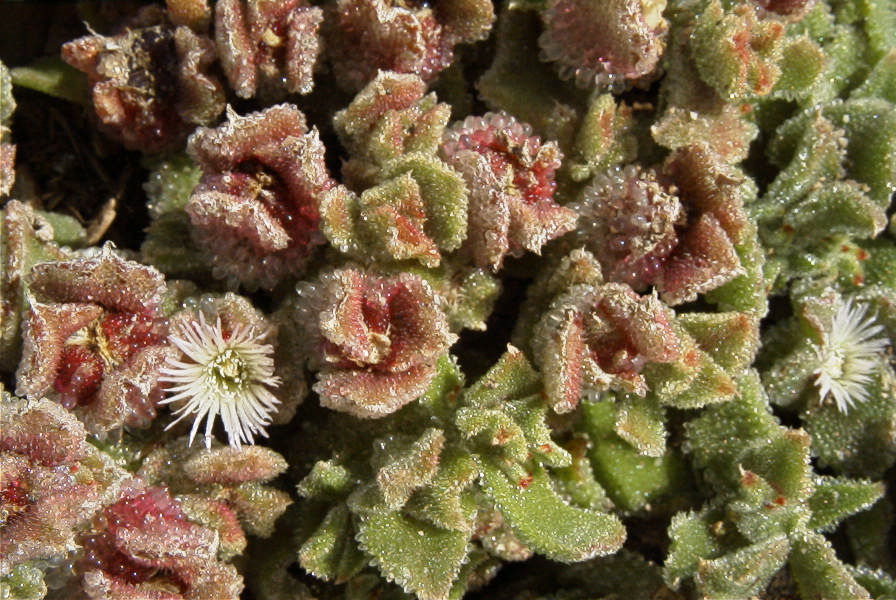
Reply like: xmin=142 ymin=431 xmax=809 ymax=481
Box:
xmin=538 ymin=0 xmax=668 ymax=89
xmin=0 ymin=396 xmax=125 ymax=579
xmin=295 ymin=350 xmax=626 ymax=600
xmin=760 ymin=288 xmax=896 ymax=477
xmin=440 ymin=111 xmax=578 ymax=270
xmin=519 ymin=249 xmax=694 ymax=414
xmin=160 ymin=313 xmax=281 ymax=448
xmin=137 ymin=440 xmax=292 ymax=559
xmin=61 ymin=5 xmax=225 ymax=152
xmin=572 ymin=145 xmax=751 ymax=305
xmin=186 ymin=104 xmax=335 ymax=289
xmin=667 ymin=373 xmax=884 ymax=599
xmin=812 ymin=299 xmax=888 ymax=413
xmin=324 ymin=72 xmax=468 ymax=267
xmin=294 ymin=267 xmax=457 ymax=418
xmin=324 ymin=0 xmax=494 ymax=91
xmin=215 ymin=0 xmax=323 ymax=99
xmin=15 ymin=249 xmax=171 ymax=434
xmin=689 ymin=0 xmax=785 ymax=101
xmin=77 ymin=484 xmax=243 ymax=600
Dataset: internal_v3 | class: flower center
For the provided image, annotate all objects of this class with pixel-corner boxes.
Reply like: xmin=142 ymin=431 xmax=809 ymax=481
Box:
xmin=207 ymin=349 xmax=250 ymax=389
xmin=820 ymin=348 xmax=846 ymax=380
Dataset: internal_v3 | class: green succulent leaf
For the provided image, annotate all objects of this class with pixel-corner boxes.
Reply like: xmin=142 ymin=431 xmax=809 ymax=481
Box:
xmin=11 ymin=56 xmax=87 ymax=104
xmin=695 ymin=535 xmax=790 ymax=600
xmin=297 ymin=460 xmax=355 ymax=501
xmin=356 ymin=510 xmax=469 ymax=600
xmin=582 ymin=401 xmax=687 ymax=512
xmin=0 ymin=564 xmax=47 ymax=600
xmin=685 ymin=372 xmax=782 ymax=490
xmin=847 ymin=565 xmax=896 ymax=599
xmin=664 ymin=509 xmax=725 ymax=590
xmin=299 ymin=504 xmax=367 ymax=583
xmin=462 ymin=345 xmax=540 ymax=408
xmin=374 ymin=428 xmax=446 ymax=510
xmin=568 ymin=93 xmax=637 ymax=181
xmin=479 ymin=459 xmax=626 ymax=562
xmin=808 ymin=476 xmax=884 ymax=533
xmin=405 ymin=449 xmax=479 ymax=532
xmin=382 ymin=153 xmax=468 ymax=252
xmin=789 ymin=531 xmax=871 ymax=600
xmin=852 ymin=48 xmax=896 ymax=102
xmin=614 ymin=393 xmax=667 ymax=458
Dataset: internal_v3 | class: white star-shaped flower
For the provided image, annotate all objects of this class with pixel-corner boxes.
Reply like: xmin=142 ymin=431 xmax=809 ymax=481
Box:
xmin=813 ymin=299 xmax=888 ymax=413
xmin=160 ymin=314 xmax=281 ymax=448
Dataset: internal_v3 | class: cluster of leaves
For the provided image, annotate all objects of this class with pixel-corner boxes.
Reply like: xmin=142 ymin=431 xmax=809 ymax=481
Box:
xmin=1 ymin=0 xmax=895 ymax=599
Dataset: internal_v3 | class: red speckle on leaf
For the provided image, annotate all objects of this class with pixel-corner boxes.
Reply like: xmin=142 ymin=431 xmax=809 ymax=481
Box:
xmin=518 ymin=474 xmax=533 ymax=489
xmin=81 ymin=531 xmax=161 ymax=586
xmin=54 ymin=346 xmax=104 ymax=409
xmin=494 ymin=428 xmax=511 ymax=445
xmin=1 ymin=479 xmax=31 ymax=512
xmin=101 ymin=312 xmax=165 ymax=359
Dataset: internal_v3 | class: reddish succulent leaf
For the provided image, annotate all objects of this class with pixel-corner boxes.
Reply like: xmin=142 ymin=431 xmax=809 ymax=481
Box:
xmin=79 ymin=485 xmax=243 ymax=600
xmin=325 ymin=0 xmax=493 ymax=91
xmin=215 ymin=0 xmax=323 ymax=99
xmin=574 ymin=145 xmax=750 ymax=305
xmin=16 ymin=251 xmax=171 ymax=433
xmin=441 ymin=112 xmax=577 ymax=270
xmin=539 ymin=0 xmax=667 ymax=89
xmin=0 ymin=398 xmax=122 ymax=576
xmin=186 ymin=104 xmax=335 ymax=289
xmin=297 ymin=268 xmax=456 ymax=418
xmin=534 ymin=279 xmax=681 ymax=412
xmin=61 ymin=6 xmax=224 ymax=152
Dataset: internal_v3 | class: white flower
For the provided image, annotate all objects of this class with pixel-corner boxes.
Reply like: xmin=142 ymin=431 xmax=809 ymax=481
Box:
xmin=813 ymin=299 xmax=888 ymax=413
xmin=160 ymin=314 xmax=281 ymax=448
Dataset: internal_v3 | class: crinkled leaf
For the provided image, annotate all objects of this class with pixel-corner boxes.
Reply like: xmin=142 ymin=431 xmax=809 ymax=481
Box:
xmin=677 ymin=311 xmax=759 ymax=372
xmin=695 ymin=535 xmax=790 ymax=600
xmin=455 ymin=407 xmax=528 ymax=463
xmin=383 ymin=153 xmax=468 ymax=252
xmin=664 ymin=510 xmax=724 ymax=589
xmin=614 ymin=393 xmax=666 ymax=458
xmin=568 ymin=93 xmax=637 ymax=181
xmin=741 ymin=429 xmax=812 ymax=502
xmin=299 ymin=504 xmax=367 ymax=583
xmin=374 ymin=428 xmax=446 ymax=510
xmin=297 ymin=460 xmax=355 ymax=501
xmin=462 ymin=346 xmax=540 ymax=408
xmin=406 ymin=450 xmax=479 ymax=532
xmin=772 ymin=36 xmax=826 ymax=101
xmin=783 ymin=180 xmax=887 ymax=240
